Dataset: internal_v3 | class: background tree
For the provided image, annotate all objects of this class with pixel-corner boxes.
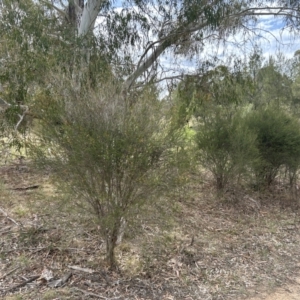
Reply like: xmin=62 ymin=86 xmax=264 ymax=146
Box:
xmin=2 ymin=0 xmax=300 ymax=100
xmin=195 ymin=108 xmax=258 ymax=190
xmin=246 ymin=106 xmax=300 ymax=188
xmin=177 ymin=64 xmax=258 ymax=190
xmin=247 ymin=57 xmax=293 ymax=109
xmin=174 ymin=54 xmax=300 ymax=191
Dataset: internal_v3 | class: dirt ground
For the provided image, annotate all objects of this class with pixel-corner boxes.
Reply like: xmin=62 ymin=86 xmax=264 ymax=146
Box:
xmin=248 ymin=276 xmax=300 ymax=300
xmin=1 ymin=158 xmax=300 ymax=299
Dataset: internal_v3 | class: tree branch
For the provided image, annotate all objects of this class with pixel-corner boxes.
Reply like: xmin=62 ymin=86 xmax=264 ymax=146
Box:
xmin=15 ymin=105 xmax=29 ymax=131
xmin=123 ymin=42 xmax=168 ymax=91
xmin=0 ymin=98 xmax=11 ymax=109
xmin=136 ymin=40 xmax=161 ymax=71
xmin=124 ymin=19 xmax=210 ymax=91
xmin=236 ymin=6 xmax=300 ymax=21
xmin=39 ymin=0 xmax=67 ymax=19
xmin=120 ymin=3 xmax=300 ymax=91
xmin=0 ymin=98 xmax=29 ymax=131
xmin=58 ymin=0 xmax=67 ymax=10
xmin=131 ymin=74 xmax=185 ymax=89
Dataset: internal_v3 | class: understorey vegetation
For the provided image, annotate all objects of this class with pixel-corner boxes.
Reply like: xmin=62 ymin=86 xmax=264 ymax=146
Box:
xmin=1 ymin=1 xmax=300 ymax=299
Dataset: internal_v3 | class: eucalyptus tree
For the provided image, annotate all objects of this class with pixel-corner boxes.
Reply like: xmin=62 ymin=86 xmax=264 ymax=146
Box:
xmin=62 ymin=0 xmax=300 ymax=91
xmin=245 ymin=56 xmax=294 ymax=109
xmin=1 ymin=0 xmax=300 ymax=97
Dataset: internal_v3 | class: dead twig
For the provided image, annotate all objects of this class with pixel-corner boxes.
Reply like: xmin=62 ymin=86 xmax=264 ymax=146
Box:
xmin=74 ymin=287 xmax=121 ymax=299
xmin=31 ymin=247 xmax=47 ymax=254
xmin=0 ymin=230 xmax=15 ymax=235
xmin=3 ymin=275 xmax=40 ymax=293
xmin=11 ymin=185 xmax=39 ymax=191
xmin=0 ymin=226 xmax=12 ymax=232
xmin=68 ymin=265 xmax=95 ymax=274
xmin=68 ymin=265 xmax=110 ymax=285
xmin=15 ymin=105 xmax=29 ymax=131
xmin=0 ymin=267 xmax=20 ymax=280
xmin=0 ymin=206 xmax=22 ymax=227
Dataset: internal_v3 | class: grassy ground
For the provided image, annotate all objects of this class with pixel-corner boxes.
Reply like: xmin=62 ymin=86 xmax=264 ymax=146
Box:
xmin=1 ymin=157 xmax=300 ymax=299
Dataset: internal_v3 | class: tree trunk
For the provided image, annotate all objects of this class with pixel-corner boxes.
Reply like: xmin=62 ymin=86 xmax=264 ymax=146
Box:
xmin=78 ymin=0 xmax=105 ymax=37
xmin=105 ymin=220 xmax=121 ymax=269
xmin=216 ymin=174 xmax=225 ymax=191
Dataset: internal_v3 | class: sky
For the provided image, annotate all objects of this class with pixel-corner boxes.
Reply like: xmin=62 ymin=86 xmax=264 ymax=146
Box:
xmin=94 ymin=1 xmax=300 ymax=87
xmin=157 ymin=15 xmax=300 ymax=87
xmin=98 ymin=1 xmax=300 ymax=58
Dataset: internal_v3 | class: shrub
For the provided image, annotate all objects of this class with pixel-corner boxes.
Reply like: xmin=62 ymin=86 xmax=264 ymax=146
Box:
xmin=32 ymin=80 xmax=181 ymax=268
xmin=246 ymin=107 xmax=300 ymax=187
xmin=195 ymin=108 xmax=258 ymax=190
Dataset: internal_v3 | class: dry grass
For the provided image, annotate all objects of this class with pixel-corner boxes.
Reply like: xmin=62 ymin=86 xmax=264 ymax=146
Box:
xmin=0 ymin=159 xmax=300 ymax=299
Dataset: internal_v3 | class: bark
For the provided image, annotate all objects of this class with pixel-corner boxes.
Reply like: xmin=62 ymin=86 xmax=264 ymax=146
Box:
xmin=216 ymin=175 xmax=225 ymax=191
xmin=123 ymin=20 xmax=209 ymax=91
xmin=116 ymin=217 xmax=126 ymax=245
xmin=123 ymin=42 xmax=168 ymax=91
xmin=105 ymin=219 xmax=121 ymax=269
xmin=78 ymin=0 xmax=105 ymax=37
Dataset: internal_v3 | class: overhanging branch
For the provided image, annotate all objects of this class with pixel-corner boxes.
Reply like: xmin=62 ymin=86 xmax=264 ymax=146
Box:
xmin=40 ymin=0 xmax=67 ymax=19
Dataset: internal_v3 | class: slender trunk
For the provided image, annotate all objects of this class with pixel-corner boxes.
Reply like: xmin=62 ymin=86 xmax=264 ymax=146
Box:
xmin=215 ymin=173 xmax=225 ymax=191
xmin=116 ymin=217 xmax=126 ymax=245
xmin=289 ymin=168 xmax=297 ymax=188
xmin=105 ymin=220 xmax=120 ymax=269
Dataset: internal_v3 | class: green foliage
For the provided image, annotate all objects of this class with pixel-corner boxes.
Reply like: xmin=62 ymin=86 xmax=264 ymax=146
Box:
xmin=173 ymin=64 xmax=251 ymax=129
xmin=246 ymin=107 xmax=300 ymax=187
xmin=241 ymin=52 xmax=295 ymax=112
xmin=291 ymin=59 xmax=300 ymax=114
xmin=31 ymin=79 xmax=183 ymax=268
xmin=0 ymin=0 xmax=57 ymax=103
xmin=195 ymin=108 xmax=258 ymax=190
xmin=174 ymin=52 xmax=300 ymax=191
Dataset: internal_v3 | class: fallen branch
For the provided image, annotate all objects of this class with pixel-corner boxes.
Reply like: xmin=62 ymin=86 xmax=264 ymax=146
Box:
xmin=68 ymin=265 xmax=110 ymax=285
xmin=2 ymin=246 xmax=82 ymax=254
xmin=11 ymin=185 xmax=40 ymax=191
xmin=68 ymin=265 xmax=95 ymax=274
xmin=74 ymin=287 xmax=121 ymax=299
xmin=3 ymin=275 xmax=40 ymax=293
xmin=48 ymin=272 xmax=72 ymax=288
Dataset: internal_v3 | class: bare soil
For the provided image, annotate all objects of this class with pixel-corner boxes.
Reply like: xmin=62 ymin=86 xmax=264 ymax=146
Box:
xmin=1 ymin=158 xmax=300 ymax=299
xmin=248 ymin=276 xmax=300 ymax=300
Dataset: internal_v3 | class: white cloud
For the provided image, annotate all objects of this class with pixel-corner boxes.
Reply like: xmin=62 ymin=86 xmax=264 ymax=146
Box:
xmin=160 ymin=17 xmax=299 ymax=77
xmin=94 ymin=3 xmax=300 ymax=87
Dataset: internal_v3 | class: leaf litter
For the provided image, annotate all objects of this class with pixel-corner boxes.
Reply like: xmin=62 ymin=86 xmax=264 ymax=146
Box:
xmin=0 ymin=159 xmax=300 ymax=299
